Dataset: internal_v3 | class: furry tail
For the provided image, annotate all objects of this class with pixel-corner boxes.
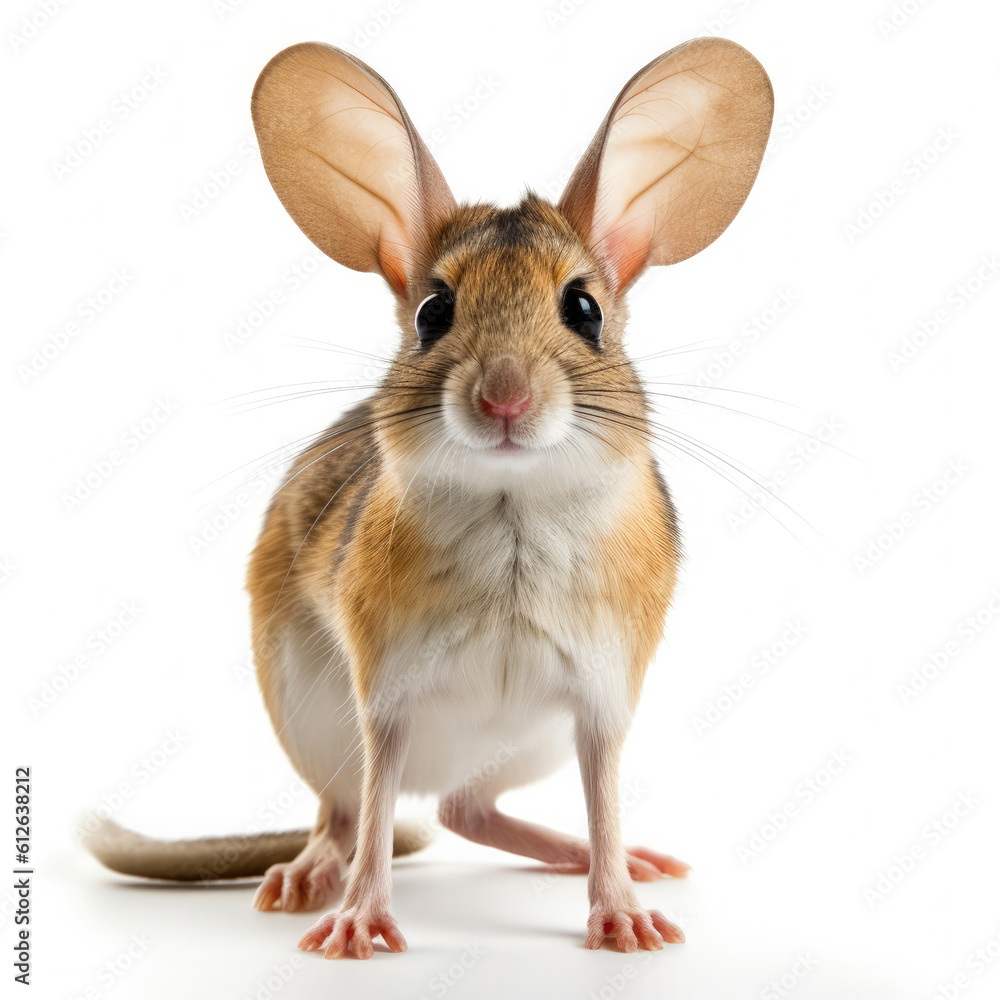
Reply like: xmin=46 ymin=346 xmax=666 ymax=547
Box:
xmin=79 ymin=815 xmax=433 ymax=882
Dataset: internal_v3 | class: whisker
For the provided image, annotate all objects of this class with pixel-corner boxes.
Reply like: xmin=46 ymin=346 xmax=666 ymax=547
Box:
xmin=221 ymin=383 xmax=436 ymax=415
xmin=194 ymin=404 xmax=439 ymax=512
xmin=287 ymin=338 xmax=434 ymax=380
xmin=215 ymin=378 xmax=379 ymax=403
xmin=268 ymin=412 xmax=440 ymax=506
xmin=263 ymin=453 xmax=379 ymax=622
xmin=573 ymin=387 xmax=857 ymax=462
xmin=573 ymin=403 xmax=825 ymax=546
xmin=634 ymin=381 xmax=798 ymax=408
xmin=564 ymin=338 xmax=727 ymax=381
xmin=191 ymin=426 xmax=341 ymax=500
xmin=384 ymin=434 xmax=452 ymax=611
xmin=221 ymin=386 xmax=381 ymax=415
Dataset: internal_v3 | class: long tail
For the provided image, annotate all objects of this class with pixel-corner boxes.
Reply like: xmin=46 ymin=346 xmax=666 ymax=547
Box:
xmin=79 ymin=816 xmax=433 ymax=882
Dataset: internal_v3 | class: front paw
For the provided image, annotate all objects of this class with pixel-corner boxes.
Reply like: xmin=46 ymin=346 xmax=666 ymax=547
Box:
xmin=585 ymin=899 xmax=684 ymax=952
xmin=298 ymin=906 xmax=407 ymax=960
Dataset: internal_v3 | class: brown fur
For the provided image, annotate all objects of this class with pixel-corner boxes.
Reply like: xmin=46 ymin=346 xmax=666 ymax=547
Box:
xmin=82 ymin=42 xmax=770 ymax=936
xmin=247 ymin=194 xmax=680 ymax=722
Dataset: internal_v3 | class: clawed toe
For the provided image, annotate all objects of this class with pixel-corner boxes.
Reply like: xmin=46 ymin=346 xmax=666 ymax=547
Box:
xmin=586 ymin=903 xmax=684 ymax=952
xmin=252 ymin=855 xmax=345 ymax=912
xmin=299 ymin=907 xmax=407 ymax=960
xmin=251 ymin=865 xmax=286 ymax=911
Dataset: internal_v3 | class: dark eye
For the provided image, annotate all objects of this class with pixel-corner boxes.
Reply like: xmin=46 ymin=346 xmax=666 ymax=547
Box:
xmin=415 ymin=288 xmax=455 ymax=346
xmin=561 ymin=286 xmax=602 ymax=345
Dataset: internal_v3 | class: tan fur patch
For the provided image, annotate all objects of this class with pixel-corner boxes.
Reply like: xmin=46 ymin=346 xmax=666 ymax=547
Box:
xmin=248 ymin=193 xmax=680 ymax=739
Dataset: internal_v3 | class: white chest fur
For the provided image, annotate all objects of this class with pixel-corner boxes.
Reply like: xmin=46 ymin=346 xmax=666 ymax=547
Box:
xmin=367 ymin=475 xmax=639 ymax=796
xmin=281 ymin=469 xmax=643 ymax=802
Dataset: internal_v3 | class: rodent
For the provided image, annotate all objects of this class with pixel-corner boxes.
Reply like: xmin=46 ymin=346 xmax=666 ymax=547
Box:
xmin=81 ymin=36 xmax=773 ymax=958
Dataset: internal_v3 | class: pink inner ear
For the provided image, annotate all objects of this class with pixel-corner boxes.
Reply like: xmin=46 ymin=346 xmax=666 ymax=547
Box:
xmin=377 ymin=236 xmax=408 ymax=297
xmin=599 ymin=216 xmax=654 ymax=294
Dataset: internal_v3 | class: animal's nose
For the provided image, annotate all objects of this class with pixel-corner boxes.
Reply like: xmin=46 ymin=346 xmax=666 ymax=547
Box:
xmin=480 ymin=393 xmax=532 ymax=420
xmin=479 ymin=355 xmax=532 ymax=421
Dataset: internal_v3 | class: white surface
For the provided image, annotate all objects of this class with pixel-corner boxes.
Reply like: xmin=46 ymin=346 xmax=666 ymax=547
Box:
xmin=4 ymin=0 xmax=1000 ymax=997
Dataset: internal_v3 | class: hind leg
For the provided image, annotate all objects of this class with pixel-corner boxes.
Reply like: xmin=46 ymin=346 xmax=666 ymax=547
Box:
xmin=437 ymin=721 xmax=688 ymax=882
xmin=252 ymin=799 xmax=356 ymax=912
xmin=249 ymin=609 xmax=364 ymax=913
xmin=438 ymin=787 xmax=689 ymax=881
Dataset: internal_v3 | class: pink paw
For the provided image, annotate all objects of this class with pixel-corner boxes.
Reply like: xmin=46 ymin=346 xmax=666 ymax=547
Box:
xmin=585 ymin=902 xmax=684 ymax=952
xmin=624 ymin=845 xmax=691 ymax=881
xmin=553 ymin=845 xmax=690 ymax=882
xmin=251 ymin=854 xmax=345 ymax=912
xmin=298 ymin=906 xmax=407 ymax=960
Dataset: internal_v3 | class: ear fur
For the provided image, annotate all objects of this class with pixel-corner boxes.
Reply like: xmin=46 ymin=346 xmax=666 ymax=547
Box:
xmin=559 ymin=37 xmax=774 ymax=292
xmin=251 ymin=42 xmax=455 ymax=296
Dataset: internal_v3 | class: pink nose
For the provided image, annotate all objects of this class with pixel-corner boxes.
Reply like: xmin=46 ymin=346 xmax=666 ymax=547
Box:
xmin=480 ymin=393 xmax=532 ymax=420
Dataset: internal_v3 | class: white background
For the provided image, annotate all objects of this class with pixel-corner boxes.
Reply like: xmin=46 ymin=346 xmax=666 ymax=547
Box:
xmin=4 ymin=0 xmax=1000 ymax=997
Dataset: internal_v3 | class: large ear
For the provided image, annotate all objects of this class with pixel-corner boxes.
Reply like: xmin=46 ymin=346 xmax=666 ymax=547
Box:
xmin=558 ymin=37 xmax=773 ymax=292
xmin=251 ymin=42 xmax=456 ymax=297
